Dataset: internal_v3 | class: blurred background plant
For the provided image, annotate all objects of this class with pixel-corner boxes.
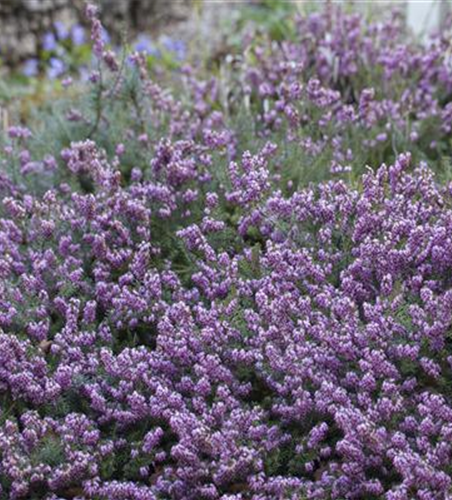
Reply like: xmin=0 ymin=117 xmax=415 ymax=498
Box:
xmin=2 ymin=0 xmax=452 ymax=192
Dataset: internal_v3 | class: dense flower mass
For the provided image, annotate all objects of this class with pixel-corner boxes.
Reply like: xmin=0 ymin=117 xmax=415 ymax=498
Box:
xmin=2 ymin=3 xmax=452 ymax=499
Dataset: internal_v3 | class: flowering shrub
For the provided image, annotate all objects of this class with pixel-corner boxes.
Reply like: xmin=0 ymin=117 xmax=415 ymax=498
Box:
xmin=226 ymin=6 xmax=452 ymax=183
xmin=2 ymin=3 xmax=452 ymax=499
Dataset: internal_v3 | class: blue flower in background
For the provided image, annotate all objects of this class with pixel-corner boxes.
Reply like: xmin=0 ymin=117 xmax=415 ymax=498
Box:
xmin=23 ymin=58 xmax=39 ymax=77
xmin=161 ymin=36 xmax=186 ymax=61
xmin=71 ymin=25 xmax=86 ymax=46
xmin=47 ymin=57 xmax=65 ymax=79
xmin=42 ymin=32 xmax=57 ymax=51
xmin=134 ymin=34 xmax=159 ymax=56
xmin=101 ymin=28 xmax=111 ymax=45
xmin=79 ymin=66 xmax=91 ymax=82
xmin=54 ymin=21 xmax=69 ymax=40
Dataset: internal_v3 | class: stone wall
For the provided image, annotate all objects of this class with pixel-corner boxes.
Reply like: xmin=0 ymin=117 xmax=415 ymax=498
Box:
xmin=0 ymin=0 xmax=191 ymax=67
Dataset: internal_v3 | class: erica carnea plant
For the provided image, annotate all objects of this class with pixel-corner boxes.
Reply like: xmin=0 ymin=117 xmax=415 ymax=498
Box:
xmin=6 ymin=2 xmax=452 ymax=195
xmin=1 ymin=3 xmax=452 ymax=500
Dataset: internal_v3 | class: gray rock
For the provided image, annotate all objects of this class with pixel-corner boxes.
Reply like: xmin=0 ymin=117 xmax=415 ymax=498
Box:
xmin=0 ymin=0 xmax=191 ymax=67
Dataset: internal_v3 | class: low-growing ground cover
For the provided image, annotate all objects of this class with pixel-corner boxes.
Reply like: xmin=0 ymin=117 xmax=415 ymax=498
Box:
xmin=1 ymin=3 xmax=452 ymax=499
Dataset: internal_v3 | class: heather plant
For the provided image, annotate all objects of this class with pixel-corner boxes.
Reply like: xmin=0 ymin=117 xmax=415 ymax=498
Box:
xmin=223 ymin=5 xmax=452 ymax=184
xmin=6 ymin=2 xmax=452 ymax=197
xmin=2 ymin=3 xmax=452 ymax=500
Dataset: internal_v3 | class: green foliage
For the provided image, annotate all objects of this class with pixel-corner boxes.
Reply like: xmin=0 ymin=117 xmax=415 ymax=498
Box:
xmin=31 ymin=434 xmax=65 ymax=468
xmin=227 ymin=0 xmax=297 ymax=45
